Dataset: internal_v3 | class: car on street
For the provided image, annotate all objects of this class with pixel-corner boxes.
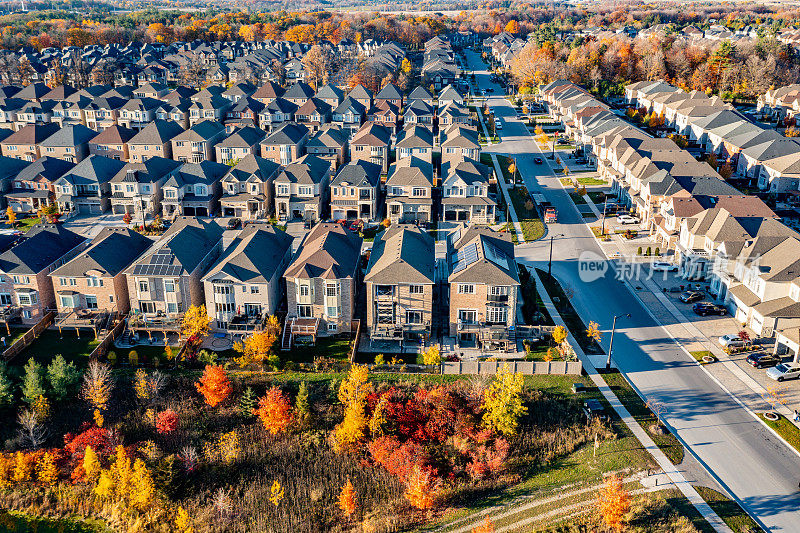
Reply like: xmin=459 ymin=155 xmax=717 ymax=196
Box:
xmin=718 ymin=334 xmax=745 ymax=348
xmin=486 ymin=87 xmax=494 ymax=93
xmin=226 ymin=218 xmax=241 ymax=229
xmin=534 ymin=157 xmax=544 ymax=164
xmin=495 ymin=119 xmax=503 ymax=130
xmin=651 ymin=261 xmax=678 ymax=272
xmin=766 ymin=362 xmax=800 ymax=382
xmin=679 ymin=291 xmax=704 ymax=303
xmin=617 ymin=214 xmax=639 ymax=224
xmin=582 ymin=399 xmax=608 ymax=422
xmin=746 ymin=352 xmax=781 ymax=369
xmin=693 ymin=302 xmax=727 ymax=316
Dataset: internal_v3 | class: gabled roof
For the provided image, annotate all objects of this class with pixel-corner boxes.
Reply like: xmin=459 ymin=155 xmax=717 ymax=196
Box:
xmin=39 ymin=124 xmax=98 ymax=147
xmin=110 ymin=156 xmax=181 ymax=184
xmin=14 ymin=156 xmax=75 ymax=183
xmin=307 ymin=126 xmax=348 ymax=149
xmin=315 ymin=83 xmax=344 ymax=101
xmin=252 ymin=81 xmax=285 ymax=101
xmin=365 ymin=224 xmax=434 ymax=284
xmin=262 ymin=122 xmax=309 ymax=145
xmin=396 ymin=125 xmax=433 ymax=148
xmin=375 ymin=83 xmax=403 ymax=101
xmin=58 ymin=154 xmax=126 ymax=186
xmin=0 ymin=224 xmax=85 ymax=275
xmin=172 ymin=119 xmax=225 ymax=142
xmin=347 ymin=84 xmax=373 ymax=101
xmin=126 ymin=217 xmax=224 ymax=277
xmin=203 ymin=224 xmax=293 ymax=284
xmin=332 ymin=160 xmax=381 ymax=188
xmin=284 ymin=222 xmax=362 ymax=280
xmin=274 ymin=154 xmax=330 ymax=185
xmin=164 ymin=160 xmax=228 ymax=188
xmin=217 ymin=126 xmax=266 ymax=148
xmin=352 ymin=122 xmax=391 ymax=146
xmin=128 ymin=120 xmax=184 ymax=146
xmin=447 ymin=226 xmax=519 ymax=285
xmin=224 ymin=153 xmax=280 ymax=183
xmin=2 ymin=123 xmax=60 ymax=145
xmin=51 ymin=227 xmax=152 ymax=278
xmin=90 ymin=124 xmax=137 ymax=145
xmin=284 ymin=81 xmax=315 ymax=100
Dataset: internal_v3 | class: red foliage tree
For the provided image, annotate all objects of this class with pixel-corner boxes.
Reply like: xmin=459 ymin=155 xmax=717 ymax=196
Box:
xmin=156 ymin=409 xmax=179 ymax=434
xmin=253 ymin=386 xmax=294 ymax=435
xmin=195 ymin=365 xmax=232 ymax=407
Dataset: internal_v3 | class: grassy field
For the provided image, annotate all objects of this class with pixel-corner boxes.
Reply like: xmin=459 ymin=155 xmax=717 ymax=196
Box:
xmin=287 ymin=335 xmax=352 ymax=363
xmin=602 ymin=371 xmax=685 ymax=465
xmin=575 ymin=176 xmax=606 ymax=186
xmin=9 ymin=329 xmax=99 ymax=368
xmin=695 ymin=486 xmax=764 ymax=533
xmin=763 ymin=414 xmax=800 ymax=454
xmin=536 ymin=269 xmax=604 ymax=355
xmin=507 ymin=186 xmax=545 ymax=241
xmin=14 ymin=216 xmax=42 ymax=232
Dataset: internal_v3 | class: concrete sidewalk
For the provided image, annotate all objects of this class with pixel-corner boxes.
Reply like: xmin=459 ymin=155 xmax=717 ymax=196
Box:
xmin=528 ymin=266 xmax=732 ymax=533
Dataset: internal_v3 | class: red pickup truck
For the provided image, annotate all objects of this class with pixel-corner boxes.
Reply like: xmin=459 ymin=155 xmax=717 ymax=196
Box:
xmin=544 ymin=207 xmax=558 ymax=223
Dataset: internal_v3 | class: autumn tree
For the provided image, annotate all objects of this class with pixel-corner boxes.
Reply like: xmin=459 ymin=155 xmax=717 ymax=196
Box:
xmin=333 ymin=365 xmax=372 ymax=452
xmin=302 ymin=44 xmax=333 ymax=90
xmin=0 ymin=364 xmax=13 ymax=407
xmin=596 ymin=474 xmax=631 ymax=531
xmin=6 ymin=207 xmax=15 ymax=227
xmin=504 ymin=20 xmax=520 ymax=35
xmin=338 ymin=479 xmax=356 ymax=517
xmin=295 ymin=381 xmax=310 ymax=427
xmin=472 ymin=519 xmax=495 ymax=533
xmin=586 ymin=321 xmax=603 ymax=343
xmin=253 ymin=386 xmax=294 ymax=435
xmin=182 ymin=304 xmax=211 ymax=339
xmin=234 ymin=322 xmax=278 ymax=368
xmin=83 ymin=445 xmax=101 ymax=484
xmin=482 ymin=364 xmax=527 ymax=436
xmin=156 ymin=409 xmax=179 ymax=434
xmin=175 ymin=506 xmax=194 ymax=533
xmin=552 ymin=325 xmax=568 ymax=345
xmin=405 ymin=465 xmax=436 ymax=510
xmin=82 ymin=360 xmax=114 ymax=427
xmin=269 ymin=480 xmax=284 ymax=506
xmin=422 ymin=344 xmax=442 ymax=365
xmin=195 ymin=365 xmax=232 ymax=407
xmin=36 ymin=451 xmax=58 ymax=486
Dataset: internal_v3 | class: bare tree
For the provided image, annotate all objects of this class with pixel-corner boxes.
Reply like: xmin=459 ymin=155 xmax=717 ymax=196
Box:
xmin=301 ymin=44 xmax=333 ymax=90
xmin=179 ymin=53 xmax=206 ymax=89
xmin=270 ymin=58 xmax=286 ymax=87
xmin=18 ymin=408 xmax=47 ymax=448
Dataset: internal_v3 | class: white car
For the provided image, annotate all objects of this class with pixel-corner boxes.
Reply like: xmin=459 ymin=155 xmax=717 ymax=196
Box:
xmin=495 ymin=119 xmax=503 ymax=130
xmin=651 ymin=262 xmax=678 ymax=272
xmin=767 ymin=362 xmax=800 ymax=382
xmin=718 ymin=334 xmax=745 ymax=348
xmin=617 ymin=214 xmax=639 ymax=224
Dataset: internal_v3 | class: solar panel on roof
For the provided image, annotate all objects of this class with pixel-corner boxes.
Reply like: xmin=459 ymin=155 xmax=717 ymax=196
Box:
xmin=451 ymin=242 xmax=479 ymax=274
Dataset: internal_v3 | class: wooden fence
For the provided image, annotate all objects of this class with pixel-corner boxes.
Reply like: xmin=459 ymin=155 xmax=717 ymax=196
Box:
xmin=2 ymin=311 xmax=55 ymax=362
xmin=442 ymin=360 xmax=583 ymax=375
xmin=87 ymin=317 xmax=127 ymax=360
xmin=349 ymin=319 xmax=361 ymax=363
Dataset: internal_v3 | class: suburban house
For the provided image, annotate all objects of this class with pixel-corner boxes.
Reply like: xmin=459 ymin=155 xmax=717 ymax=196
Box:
xmin=347 ymin=84 xmax=373 ymax=109
xmin=447 ymin=226 xmax=520 ymax=351
xmin=50 ymin=227 xmax=153 ymax=315
xmin=364 ymin=224 xmax=435 ymax=343
xmin=315 ymin=84 xmax=345 ymax=108
xmin=170 ymin=120 xmax=227 ymax=164
xmin=214 ymin=126 xmax=266 ymax=165
xmin=252 ymin=81 xmax=285 ymax=105
xmin=38 ymin=124 xmax=98 ymax=163
xmin=108 ymin=156 xmax=181 ymax=217
xmin=202 ymin=224 xmax=294 ymax=331
xmin=367 ymin=101 xmax=401 ymax=133
xmin=54 ymin=155 xmax=126 ymax=215
xmin=441 ymin=158 xmax=496 ymax=224
xmin=306 ymin=126 xmax=348 ymax=170
xmin=351 ymin=122 xmax=391 ymax=174
xmin=219 ymin=154 xmax=281 ymax=220
xmin=385 ymin=157 xmax=435 ymax=224
xmin=403 ymin=99 xmax=435 ymax=126
xmin=332 ymin=97 xmax=366 ymax=136
xmin=274 ymin=154 xmax=332 ymax=222
xmin=125 ymin=217 xmax=224 ymax=317
xmin=330 ymin=160 xmax=382 ymax=222
xmin=6 ymin=157 xmax=74 ymax=214
xmin=127 ymin=120 xmax=184 ymax=163
xmin=295 ymin=97 xmax=332 ymax=132
xmin=161 ymin=160 xmax=229 ymax=218
xmin=258 ymin=97 xmax=298 ymax=131
xmin=0 ymin=224 xmax=87 ymax=323
xmin=260 ymin=122 xmax=309 ymax=165
xmin=375 ymin=83 xmax=404 ymax=108
xmin=396 ymin=125 xmax=434 ymax=163
xmin=438 ymin=85 xmax=464 ymax=107
xmin=283 ymin=222 xmax=363 ymax=340
xmin=1 ymin=123 xmax=60 ymax=162
xmin=88 ymin=125 xmax=136 ymax=161
xmin=440 ymin=125 xmax=480 ymax=164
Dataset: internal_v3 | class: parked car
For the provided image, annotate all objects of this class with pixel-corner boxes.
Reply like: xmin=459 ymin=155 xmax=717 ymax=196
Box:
xmin=766 ymin=362 xmax=800 ymax=382
xmin=582 ymin=399 xmax=608 ymax=422
xmin=666 ymin=286 xmax=683 ymax=293
xmin=718 ymin=334 xmax=745 ymax=348
xmin=617 ymin=214 xmax=639 ymax=224
xmin=693 ymin=302 xmax=727 ymax=316
xmin=651 ymin=261 xmax=678 ymax=272
xmin=226 ymin=218 xmax=241 ymax=230
xmin=679 ymin=291 xmax=704 ymax=303
xmin=746 ymin=352 xmax=781 ymax=369
xmin=495 ymin=119 xmax=503 ymax=130
xmin=534 ymin=157 xmax=544 ymax=164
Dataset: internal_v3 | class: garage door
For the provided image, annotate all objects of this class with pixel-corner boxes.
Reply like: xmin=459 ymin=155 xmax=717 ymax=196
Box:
xmin=77 ymin=204 xmax=91 ymax=214
xmin=195 ymin=207 xmax=208 ymax=217
xmin=183 ymin=207 xmax=196 ymax=216
xmin=89 ymin=204 xmax=101 ymax=214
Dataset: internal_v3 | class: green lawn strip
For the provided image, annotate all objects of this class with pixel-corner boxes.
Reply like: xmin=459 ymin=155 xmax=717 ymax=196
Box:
xmin=559 ymin=178 xmax=571 ymax=186
xmin=660 ymin=489 xmax=717 ymax=533
xmin=590 ymin=227 xmax=612 ymax=241
xmin=690 ymin=350 xmax=716 ymax=365
xmin=286 ymin=336 xmax=352 ymax=363
xmin=586 ymin=191 xmax=607 ymax=204
xmin=568 ymin=192 xmax=586 ymax=205
xmin=501 ymin=222 xmax=519 ymax=244
xmin=576 ymin=177 xmax=606 ymax=186
xmin=9 ymin=329 xmax=99 ymax=368
xmin=13 ymin=216 xmax=42 ymax=232
xmin=601 ymin=371 xmax=685 ymax=465
xmin=518 ymin=264 xmax=554 ymax=326
xmin=507 ymin=186 xmax=545 ymax=241
xmin=762 ymin=414 xmax=800 ymax=453
xmin=694 ymin=486 xmax=763 ymax=533
xmin=535 ymin=269 xmax=604 ymax=355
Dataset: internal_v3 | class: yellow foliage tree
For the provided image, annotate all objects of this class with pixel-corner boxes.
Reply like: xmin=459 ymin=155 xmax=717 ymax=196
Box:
xmin=6 ymin=207 xmax=15 ymax=227
xmin=182 ymin=304 xmax=211 ymax=339
xmin=12 ymin=451 xmax=34 ymax=484
xmin=552 ymin=325 xmax=568 ymax=345
xmin=269 ymin=480 xmax=284 ymax=507
xmin=482 ymin=364 xmax=527 ymax=436
xmin=36 ymin=452 xmax=58 ymax=486
xmin=404 ymin=465 xmax=436 ymax=510
xmin=586 ymin=321 xmax=603 ymax=343
xmin=234 ymin=326 xmax=278 ymax=368
xmin=401 ymin=58 xmax=412 ymax=74
xmin=217 ymin=430 xmax=240 ymax=464
xmin=134 ymin=368 xmax=150 ymax=401
xmin=82 ymin=360 xmax=113 ymax=426
xmin=596 ymin=474 xmax=631 ymax=531
xmin=369 ymin=396 xmax=388 ymax=437
xmin=175 ymin=506 xmax=194 ymax=533
xmin=129 ymin=458 xmax=155 ymax=511
xmin=94 ymin=471 xmax=114 ymax=499
xmin=422 ymin=344 xmax=442 ymax=365
xmin=83 ymin=445 xmax=101 ymax=484
xmin=338 ymin=479 xmax=356 ymax=517
xmin=333 ymin=365 xmax=372 ymax=453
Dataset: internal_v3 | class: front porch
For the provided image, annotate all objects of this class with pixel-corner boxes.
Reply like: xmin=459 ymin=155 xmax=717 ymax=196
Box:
xmin=220 ymin=194 xmax=266 ymax=220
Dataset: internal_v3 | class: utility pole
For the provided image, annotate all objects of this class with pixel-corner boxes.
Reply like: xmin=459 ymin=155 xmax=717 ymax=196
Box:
xmin=548 ymin=233 xmax=564 ymax=277
xmin=606 ymin=313 xmax=631 ymax=370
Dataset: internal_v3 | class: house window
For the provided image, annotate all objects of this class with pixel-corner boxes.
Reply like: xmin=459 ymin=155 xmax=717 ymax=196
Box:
xmin=59 ymin=295 xmax=74 ymax=308
xmin=139 ymin=280 xmax=149 ymax=293
xmin=277 ymin=184 xmax=289 ymax=196
xmin=299 ymin=284 xmax=310 ymax=297
xmin=297 ymin=304 xmax=312 ymax=318
xmin=486 ymin=306 xmax=507 ymax=324
xmin=405 ymin=310 xmax=423 ymax=324
xmin=0 ymin=293 xmax=11 ymax=305
xmin=409 ymin=285 xmax=424 ymax=294
xmin=326 ymin=283 xmax=338 ymax=297
xmin=140 ymin=301 xmax=156 ymax=314
xmin=17 ymin=292 xmax=37 ymax=306
xmin=327 ymin=306 xmax=338 ymax=318
xmin=167 ymin=302 xmax=178 ymax=314
xmin=85 ymin=295 xmax=98 ymax=309
xmin=458 ymin=284 xmax=475 ymax=294
xmin=251 ymin=286 xmax=259 ymax=294
xmin=87 ymin=277 xmax=103 ymax=287
xmin=164 ymin=279 xmax=175 ymax=293
xmin=412 ymin=188 xmax=425 ymax=197
xmin=327 ymin=323 xmax=338 ymax=332
xmin=489 ymin=286 xmax=509 ymax=296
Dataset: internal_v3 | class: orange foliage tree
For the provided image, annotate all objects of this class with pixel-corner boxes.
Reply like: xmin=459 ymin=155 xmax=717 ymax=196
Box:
xmin=253 ymin=386 xmax=294 ymax=435
xmin=404 ymin=465 xmax=436 ymax=510
xmin=195 ymin=365 xmax=232 ymax=407
xmin=596 ymin=474 xmax=631 ymax=531
xmin=472 ymin=518 xmax=495 ymax=533
xmin=338 ymin=479 xmax=356 ymax=517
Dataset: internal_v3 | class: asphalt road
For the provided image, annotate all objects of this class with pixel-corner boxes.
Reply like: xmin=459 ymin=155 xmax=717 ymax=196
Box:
xmin=464 ymin=50 xmax=800 ymax=531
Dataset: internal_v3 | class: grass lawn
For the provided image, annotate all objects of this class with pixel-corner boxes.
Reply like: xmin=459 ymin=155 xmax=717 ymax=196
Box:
xmin=286 ymin=335 xmax=352 ymax=363
xmin=690 ymin=350 xmax=716 ymax=364
xmin=601 ymin=370 xmax=685 ymax=465
xmin=576 ymin=176 xmax=606 ymax=186
xmin=519 ymin=264 xmax=554 ymax=326
xmin=591 ymin=227 xmax=612 ymax=241
xmin=762 ymin=414 xmax=800 ymax=454
xmin=568 ymin=192 xmax=586 ymax=205
xmin=500 ymin=221 xmax=519 ymax=244
xmin=587 ymin=191 xmax=607 ymax=204
xmin=507 ymin=186 xmax=545 ymax=241
xmin=695 ymin=486 xmax=764 ymax=533
xmin=10 ymin=329 xmax=99 ymax=368
xmin=13 ymin=216 xmax=41 ymax=232
xmin=536 ymin=269 xmax=604 ymax=355
xmin=662 ymin=489 xmax=716 ymax=533
xmin=559 ymin=178 xmax=572 ymax=186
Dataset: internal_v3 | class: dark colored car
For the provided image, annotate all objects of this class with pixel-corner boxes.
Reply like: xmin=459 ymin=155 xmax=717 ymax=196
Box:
xmin=746 ymin=352 xmax=781 ymax=369
xmin=226 ymin=218 xmax=241 ymax=230
xmin=693 ymin=302 xmax=727 ymax=316
xmin=583 ymin=399 xmax=608 ymax=422
xmin=534 ymin=157 xmax=544 ymax=164
xmin=679 ymin=291 xmax=704 ymax=303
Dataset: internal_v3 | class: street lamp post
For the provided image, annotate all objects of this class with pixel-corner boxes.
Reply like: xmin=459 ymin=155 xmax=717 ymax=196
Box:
xmin=548 ymin=233 xmax=564 ymax=277
xmin=606 ymin=313 xmax=631 ymax=370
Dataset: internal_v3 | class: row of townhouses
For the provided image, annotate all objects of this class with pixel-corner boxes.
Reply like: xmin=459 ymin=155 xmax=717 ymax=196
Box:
xmin=541 ymin=79 xmax=800 ymax=360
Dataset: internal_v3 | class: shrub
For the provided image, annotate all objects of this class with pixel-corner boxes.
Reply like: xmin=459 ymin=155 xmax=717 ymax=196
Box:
xmin=128 ymin=350 xmax=139 ymax=366
xmin=107 ymin=351 xmax=117 ymax=365
xmin=637 ymin=246 xmax=642 ymax=256
xmin=645 ymin=246 xmax=651 ymax=256
xmin=654 ymin=247 xmax=660 ymax=256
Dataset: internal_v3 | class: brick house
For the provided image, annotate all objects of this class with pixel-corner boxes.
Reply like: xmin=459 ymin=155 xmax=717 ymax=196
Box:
xmin=171 ymin=120 xmax=227 ymax=164
xmin=260 ymin=122 xmax=309 ymax=165
xmin=219 ymin=154 xmax=280 ymax=220
xmin=38 ymin=124 xmax=98 ymax=163
xmin=6 ymin=157 xmax=74 ymax=214
xmin=214 ymin=126 xmax=266 ymax=166
xmin=351 ymin=122 xmax=391 ymax=174
xmin=128 ymin=120 xmax=184 ymax=163
xmin=1 ymin=123 xmax=60 ymax=162
xmin=330 ymin=160 xmax=382 ymax=222
xmin=88 ymin=125 xmax=137 ymax=161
